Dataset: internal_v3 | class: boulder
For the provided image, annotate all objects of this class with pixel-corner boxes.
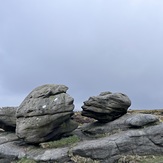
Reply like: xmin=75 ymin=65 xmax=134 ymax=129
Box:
xmin=0 ymin=107 xmax=17 ymax=131
xmin=0 ymin=131 xmax=21 ymax=163
xmin=72 ymin=123 xmax=163 ymax=163
xmin=81 ymin=113 xmax=159 ymax=136
xmin=16 ymin=84 xmax=78 ymax=143
xmin=0 ymin=132 xmax=71 ymax=163
xmin=82 ymin=91 xmax=131 ymax=122
xmin=126 ymin=113 xmax=159 ymax=127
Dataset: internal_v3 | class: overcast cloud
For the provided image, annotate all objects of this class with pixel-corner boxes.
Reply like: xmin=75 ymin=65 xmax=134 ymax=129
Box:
xmin=1 ymin=0 xmax=163 ymax=110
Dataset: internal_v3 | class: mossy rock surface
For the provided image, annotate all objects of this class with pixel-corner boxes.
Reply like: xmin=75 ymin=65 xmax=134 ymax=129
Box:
xmin=16 ymin=158 xmax=37 ymax=163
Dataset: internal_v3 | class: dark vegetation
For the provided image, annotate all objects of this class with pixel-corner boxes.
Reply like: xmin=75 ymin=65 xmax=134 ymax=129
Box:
xmin=72 ymin=111 xmax=96 ymax=125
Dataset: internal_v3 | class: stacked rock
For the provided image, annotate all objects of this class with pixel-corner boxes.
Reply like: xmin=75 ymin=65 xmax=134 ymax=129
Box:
xmin=16 ymin=84 xmax=78 ymax=144
xmin=82 ymin=91 xmax=131 ymax=122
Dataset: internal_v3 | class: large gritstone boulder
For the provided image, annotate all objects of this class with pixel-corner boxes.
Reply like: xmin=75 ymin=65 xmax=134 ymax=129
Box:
xmin=82 ymin=91 xmax=131 ymax=122
xmin=16 ymin=84 xmax=78 ymax=144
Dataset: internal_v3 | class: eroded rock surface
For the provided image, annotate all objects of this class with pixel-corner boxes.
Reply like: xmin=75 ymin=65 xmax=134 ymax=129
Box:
xmin=81 ymin=113 xmax=159 ymax=136
xmin=16 ymin=84 xmax=78 ymax=143
xmin=82 ymin=91 xmax=131 ymax=122
xmin=0 ymin=113 xmax=162 ymax=163
xmin=0 ymin=131 xmax=70 ymax=163
xmin=72 ymin=123 xmax=163 ymax=163
xmin=1 ymin=85 xmax=163 ymax=163
xmin=0 ymin=107 xmax=17 ymax=131
xmin=126 ymin=113 xmax=159 ymax=127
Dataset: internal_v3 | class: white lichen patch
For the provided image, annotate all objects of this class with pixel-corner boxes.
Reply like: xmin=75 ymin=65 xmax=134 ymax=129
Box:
xmin=42 ymin=105 xmax=46 ymax=109
xmin=54 ymin=98 xmax=58 ymax=102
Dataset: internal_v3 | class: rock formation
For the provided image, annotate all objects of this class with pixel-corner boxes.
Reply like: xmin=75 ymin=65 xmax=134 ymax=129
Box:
xmin=0 ymin=112 xmax=163 ymax=163
xmin=0 ymin=87 xmax=163 ymax=163
xmin=16 ymin=84 xmax=78 ymax=143
xmin=126 ymin=113 xmax=159 ymax=127
xmin=0 ymin=107 xmax=17 ymax=131
xmin=72 ymin=122 xmax=163 ymax=163
xmin=80 ymin=113 xmax=159 ymax=137
xmin=82 ymin=91 xmax=131 ymax=122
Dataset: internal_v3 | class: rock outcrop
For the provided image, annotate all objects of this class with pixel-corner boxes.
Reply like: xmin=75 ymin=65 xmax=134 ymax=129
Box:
xmin=0 ymin=107 xmax=17 ymax=131
xmin=0 ymin=113 xmax=163 ymax=163
xmin=82 ymin=91 xmax=131 ymax=122
xmin=80 ymin=113 xmax=159 ymax=136
xmin=16 ymin=84 xmax=78 ymax=144
xmin=1 ymin=86 xmax=163 ymax=163
xmin=0 ymin=131 xmax=70 ymax=163
xmin=72 ymin=123 xmax=163 ymax=163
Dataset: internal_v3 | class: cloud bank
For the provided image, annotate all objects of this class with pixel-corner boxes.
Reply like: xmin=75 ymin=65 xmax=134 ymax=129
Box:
xmin=1 ymin=0 xmax=163 ymax=110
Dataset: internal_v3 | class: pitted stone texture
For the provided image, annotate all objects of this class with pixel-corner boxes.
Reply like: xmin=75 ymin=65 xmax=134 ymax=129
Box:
xmin=126 ymin=114 xmax=159 ymax=127
xmin=16 ymin=84 xmax=77 ymax=143
xmin=82 ymin=91 xmax=131 ymax=122
xmin=81 ymin=113 xmax=160 ymax=136
xmin=0 ymin=107 xmax=17 ymax=131
xmin=72 ymin=123 xmax=163 ymax=163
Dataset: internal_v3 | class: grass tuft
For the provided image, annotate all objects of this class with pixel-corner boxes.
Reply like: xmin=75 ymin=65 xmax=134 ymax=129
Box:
xmin=16 ymin=158 xmax=37 ymax=163
xmin=70 ymin=155 xmax=100 ymax=163
xmin=40 ymin=135 xmax=80 ymax=149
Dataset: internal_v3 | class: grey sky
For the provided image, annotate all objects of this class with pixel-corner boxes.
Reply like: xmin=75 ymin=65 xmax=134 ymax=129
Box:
xmin=1 ymin=0 xmax=163 ymax=110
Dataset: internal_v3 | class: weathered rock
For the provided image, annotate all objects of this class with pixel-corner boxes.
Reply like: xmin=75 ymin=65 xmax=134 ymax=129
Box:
xmin=126 ymin=114 xmax=159 ymax=127
xmin=16 ymin=84 xmax=78 ymax=143
xmin=0 ymin=131 xmax=22 ymax=163
xmin=82 ymin=91 xmax=131 ymax=122
xmin=28 ymin=147 xmax=71 ymax=162
xmin=0 ymin=132 xmax=71 ymax=163
xmin=0 ymin=107 xmax=17 ymax=131
xmin=72 ymin=123 xmax=163 ymax=163
xmin=81 ymin=113 xmax=159 ymax=136
xmin=81 ymin=114 xmax=130 ymax=137
xmin=0 ymin=131 xmax=19 ymax=144
xmin=0 ymin=112 xmax=163 ymax=163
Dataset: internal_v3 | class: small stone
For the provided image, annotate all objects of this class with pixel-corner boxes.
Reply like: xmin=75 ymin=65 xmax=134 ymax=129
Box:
xmin=126 ymin=114 xmax=159 ymax=127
